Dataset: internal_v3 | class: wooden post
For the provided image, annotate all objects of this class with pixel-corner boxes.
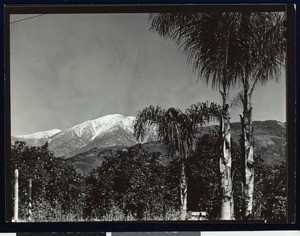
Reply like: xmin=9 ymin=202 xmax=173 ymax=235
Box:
xmin=28 ymin=179 xmax=32 ymax=221
xmin=14 ymin=169 xmax=19 ymax=222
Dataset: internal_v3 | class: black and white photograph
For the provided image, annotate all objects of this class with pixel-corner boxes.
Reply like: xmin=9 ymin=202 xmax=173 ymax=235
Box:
xmin=5 ymin=4 xmax=295 ymax=224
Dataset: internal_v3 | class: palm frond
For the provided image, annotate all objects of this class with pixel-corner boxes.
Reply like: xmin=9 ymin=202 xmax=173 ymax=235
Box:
xmin=149 ymin=12 xmax=286 ymax=90
xmin=149 ymin=12 xmax=242 ymax=89
xmin=134 ymin=102 xmax=221 ymax=159
xmin=134 ymin=105 xmax=165 ymax=142
xmin=186 ymin=101 xmax=222 ymax=126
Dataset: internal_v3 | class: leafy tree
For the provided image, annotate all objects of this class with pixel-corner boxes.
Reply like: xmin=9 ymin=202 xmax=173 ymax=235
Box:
xmin=253 ymin=155 xmax=287 ymax=221
xmin=84 ymin=145 xmax=172 ymax=220
xmin=11 ymin=141 xmax=85 ymax=221
xmin=187 ymin=130 xmax=243 ymax=220
xmin=134 ymin=102 xmax=220 ymax=219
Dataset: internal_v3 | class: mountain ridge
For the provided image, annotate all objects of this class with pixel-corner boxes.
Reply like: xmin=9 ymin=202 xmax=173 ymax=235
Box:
xmin=11 ymin=115 xmax=286 ymax=168
xmin=12 ymin=114 xmax=157 ymax=158
xmin=67 ymin=119 xmax=286 ymax=176
xmin=15 ymin=129 xmax=62 ymax=139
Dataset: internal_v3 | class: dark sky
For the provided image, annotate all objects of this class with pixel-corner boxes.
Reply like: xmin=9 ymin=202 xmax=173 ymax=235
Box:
xmin=10 ymin=13 xmax=286 ymax=136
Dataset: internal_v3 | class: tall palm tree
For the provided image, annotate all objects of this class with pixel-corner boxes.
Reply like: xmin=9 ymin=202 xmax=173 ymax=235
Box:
xmin=149 ymin=11 xmax=286 ymax=220
xmin=150 ymin=12 xmax=242 ymax=220
xmin=134 ymin=102 xmax=220 ymax=220
xmin=233 ymin=13 xmax=286 ymax=219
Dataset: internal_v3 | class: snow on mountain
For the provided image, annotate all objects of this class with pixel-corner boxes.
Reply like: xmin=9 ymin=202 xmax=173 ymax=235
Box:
xmin=11 ymin=116 xmax=285 ymax=167
xmin=47 ymin=114 xmax=139 ymax=157
xmin=12 ymin=129 xmax=62 ymax=147
xmin=70 ymin=114 xmax=135 ymax=141
xmin=15 ymin=129 xmax=62 ymax=139
xmin=11 ymin=114 xmax=157 ymax=158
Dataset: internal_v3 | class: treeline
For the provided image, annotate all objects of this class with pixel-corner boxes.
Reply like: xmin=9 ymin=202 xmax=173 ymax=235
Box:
xmin=10 ymin=133 xmax=286 ymax=221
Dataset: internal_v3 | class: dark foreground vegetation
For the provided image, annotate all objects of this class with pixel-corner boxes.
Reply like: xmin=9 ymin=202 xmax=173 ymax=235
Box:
xmin=10 ymin=132 xmax=287 ymax=222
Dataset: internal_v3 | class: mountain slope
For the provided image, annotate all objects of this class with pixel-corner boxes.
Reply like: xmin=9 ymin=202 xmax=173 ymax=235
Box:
xmin=66 ymin=120 xmax=286 ymax=175
xmin=47 ymin=114 xmax=147 ymax=157
xmin=11 ymin=129 xmax=62 ymax=147
xmin=11 ymin=114 xmax=157 ymax=158
xmin=200 ymin=120 xmax=286 ymax=165
xmin=11 ymin=115 xmax=286 ymax=170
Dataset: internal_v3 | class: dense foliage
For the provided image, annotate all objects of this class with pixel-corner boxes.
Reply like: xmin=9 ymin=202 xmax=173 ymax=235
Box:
xmin=185 ymin=130 xmax=243 ymax=220
xmin=10 ymin=135 xmax=287 ymax=221
xmin=253 ymin=155 xmax=287 ymax=221
xmin=84 ymin=132 xmax=240 ymax=220
xmin=11 ymin=141 xmax=86 ymax=221
xmin=84 ymin=144 xmax=178 ymax=220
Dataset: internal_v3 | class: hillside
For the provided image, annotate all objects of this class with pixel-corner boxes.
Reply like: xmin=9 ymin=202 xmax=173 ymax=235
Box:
xmin=11 ymin=116 xmax=286 ymax=176
xmin=11 ymin=114 xmax=157 ymax=158
xmin=200 ymin=121 xmax=286 ymax=164
xmin=66 ymin=120 xmax=286 ymax=176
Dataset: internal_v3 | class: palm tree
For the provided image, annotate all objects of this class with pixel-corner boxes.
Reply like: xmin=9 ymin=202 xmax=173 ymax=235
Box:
xmin=134 ymin=102 xmax=220 ymax=220
xmin=233 ymin=13 xmax=286 ymax=219
xmin=150 ymin=12 xmax=243 ymax=220
xmin=149 ymin=11 xmax=286 ymax=220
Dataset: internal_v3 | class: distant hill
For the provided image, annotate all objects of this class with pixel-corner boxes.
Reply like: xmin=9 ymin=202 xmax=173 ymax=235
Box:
xmin=11 ymin=114 xmax=157 ymax=158
xmin=11 ymin=115 xmax=286 ymax=175
xmin=200 ymin=120 xmax=286 ymax=165
xmin=66 ymin=120 xmax=286 ymax=176
xmin=11 ymin=129 xmax=62 ymax=147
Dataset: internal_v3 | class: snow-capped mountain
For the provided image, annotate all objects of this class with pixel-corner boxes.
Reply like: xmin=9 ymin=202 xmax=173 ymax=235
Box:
xmin=12 ymin=129 xmax=62 ymax=147
xmin=48 ymin=114 xmax=139 ymax=157
xmin=15 ymin=129 xmax=62 ymax=139
xmin=11 ymin=114 xmax=157 ymax=158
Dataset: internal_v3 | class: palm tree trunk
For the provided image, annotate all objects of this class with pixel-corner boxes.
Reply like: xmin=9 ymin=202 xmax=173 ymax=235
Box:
xmin=241 ymin=81 xmax=255 ymax=219
xmin=219 ymin=86 xmax=234 ymax=220
xmin=179 ymin=161 xmax=188 ymax=220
